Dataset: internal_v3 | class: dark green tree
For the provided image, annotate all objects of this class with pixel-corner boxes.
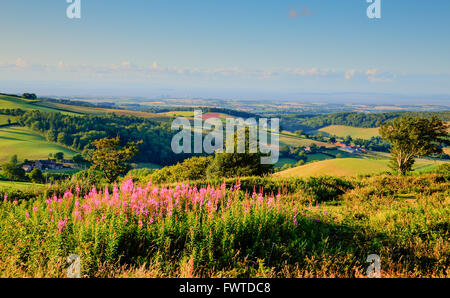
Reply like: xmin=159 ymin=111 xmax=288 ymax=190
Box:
xmin=29 ymin=168 xmax=44 ymax=184
xmin=90 ymin=137 xmax=142 ymax=183
xmin=2 ymin=155 xmax=27 ymax=181
xmin=206 ymin=128 xmax=273 ymax=178
xmin=54 ymin=152 xmax=64 ymax=161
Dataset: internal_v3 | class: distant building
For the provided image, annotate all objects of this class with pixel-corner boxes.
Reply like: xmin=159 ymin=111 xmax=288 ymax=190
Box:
xmin=22 ymin=159 xmax=64 ymax=172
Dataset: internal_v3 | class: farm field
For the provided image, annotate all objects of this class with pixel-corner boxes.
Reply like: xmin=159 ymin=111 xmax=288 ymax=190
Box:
xmin=318 ymin=125 xmax=380 ymax=140
xmin=0 ymin=126 xmax=77 ymax=163
xmin=278 ymin=132 xmax=335 ymax=148
xmin=159 ymin=111 xmax=195 ymax=117
xmin=273 ymin=158 xmax=444 ymax=178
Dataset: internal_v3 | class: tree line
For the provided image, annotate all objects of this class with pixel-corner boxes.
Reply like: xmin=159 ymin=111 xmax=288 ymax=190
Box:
xmin=17 ymin=110 xmax=191 ymax=166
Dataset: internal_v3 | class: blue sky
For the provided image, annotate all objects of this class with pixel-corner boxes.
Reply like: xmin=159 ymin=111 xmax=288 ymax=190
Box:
xmin=0 ymin=0 xmax=449 ymax=100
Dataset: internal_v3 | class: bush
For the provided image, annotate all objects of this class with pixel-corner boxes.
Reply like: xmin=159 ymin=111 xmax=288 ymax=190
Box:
xmin=28 ymin=169 xmax=44 ymax=184
xmin=150 ymin=156 xmax=213 ymax=183
xmin=169 ymin=176 xmax=354 ymax=203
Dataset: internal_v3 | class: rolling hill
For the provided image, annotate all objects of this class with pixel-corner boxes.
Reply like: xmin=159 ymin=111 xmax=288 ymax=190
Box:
xmin=0 ymin=95 xmax=76 ymax=115
xmin=273 ymin=158 xmax=444 ymax=178
xmin=318 ymin=125 xmax=380 ymax=140
xmin=39 ymin=101 xmax=171 ymax=121
xmin=0 ymin=126 xmax=77 ymax=163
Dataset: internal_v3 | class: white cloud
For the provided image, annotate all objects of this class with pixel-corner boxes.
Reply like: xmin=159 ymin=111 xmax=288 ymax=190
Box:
xmin=345 ymin=69 xmax=356 ymax=79
xmin=14 ymin=58 xmax=28 ymax=68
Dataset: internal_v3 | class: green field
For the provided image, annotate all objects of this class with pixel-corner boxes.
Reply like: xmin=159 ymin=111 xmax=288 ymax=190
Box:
xmin=0 ymin=126 xmax=78 ymax=163
xmin=0 ymin=115 xmax=17 ymax=125
xmin=318 ymin=125 xmax=380 ymax=140
xmin=0 ymin=95 xmax=76 ymax=115
xmin=275 ymin=158 xmax=298 ymax=168
xmin=0 ymin=180 xmax=45 ymax=192
xmin=274 ymin=158 xmax=444 ymax=178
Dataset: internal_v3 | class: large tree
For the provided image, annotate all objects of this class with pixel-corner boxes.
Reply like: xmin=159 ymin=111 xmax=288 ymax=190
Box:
xmin=90 ymin=137 xmax=142 ymax=183
xmin=380 ymin=116 xmax=448 ymax=175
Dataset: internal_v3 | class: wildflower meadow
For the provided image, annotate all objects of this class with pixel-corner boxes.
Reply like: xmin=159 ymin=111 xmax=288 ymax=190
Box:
xmin=0 ymin=173 xmax=448 ymax=278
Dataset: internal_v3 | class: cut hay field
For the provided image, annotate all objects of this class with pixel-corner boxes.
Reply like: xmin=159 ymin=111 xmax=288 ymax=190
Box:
xmin=318 ymin=125 xmax=380 ymax=140
xmin=0 ymin=126 xmax=77 ymax=163
xmin=159 ymin=111 xmax=195 ymax=117
xmin=273 ymin=158 xmax=444 ymax=178
xmin=159 ymin=111 xmax=236 ymax=120
xmin=278 ymin=132 xmax=335 ymax=148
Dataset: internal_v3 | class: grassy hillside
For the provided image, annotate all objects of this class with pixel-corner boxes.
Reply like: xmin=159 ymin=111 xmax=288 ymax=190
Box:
xmin=40 ymin=101 xmax=170 ymax=121
xmin=0 ymin=95 xmax=76 ymax=115
xmin=0 ymin=115 xmax=17 ymax=125
xmin=274 ymin=158 xmax=443 ymax=178
xmin=0 ymin=126 xmax=77 ymax=163
xmin=318 ymin=125 xmax=380 ymax=139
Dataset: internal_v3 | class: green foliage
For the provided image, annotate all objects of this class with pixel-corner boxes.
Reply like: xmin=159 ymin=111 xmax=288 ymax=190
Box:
xmin=22 ymin=93 xmax=37 ymax=100
xmin=54 ymin=152 xmax=64 ymax=161
xmin=1 ymin=155 xmax=27 ymax=182
xmin=206 ymin=129 xmax=273 ymax=179
xmin=380 ymin=117 xmax=449 ymax=174
xmin=0 ymin=171 xmax=447 ymax=277
xmin=72 ymin=154 xmax=86 ymax=165
xmin=28 ymin=169 xmax=44 ymax=184
xmin=18 ymin=110 xmax=188 ymax=165
xmin=90 ymin=137 xmax=142 ymax=183
xmin=71 ymin=169 xmax=108 ymax=189
xmin=151 ymin=156 xmax=213 ymax=183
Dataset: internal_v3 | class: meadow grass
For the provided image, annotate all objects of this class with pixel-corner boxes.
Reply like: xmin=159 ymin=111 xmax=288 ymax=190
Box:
xmin=0 ymin=126 xmax=77 ymax=163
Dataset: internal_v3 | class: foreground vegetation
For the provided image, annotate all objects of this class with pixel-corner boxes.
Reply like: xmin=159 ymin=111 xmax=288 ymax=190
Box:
xmin=0 ymin=168 xmax=448 ymax=278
